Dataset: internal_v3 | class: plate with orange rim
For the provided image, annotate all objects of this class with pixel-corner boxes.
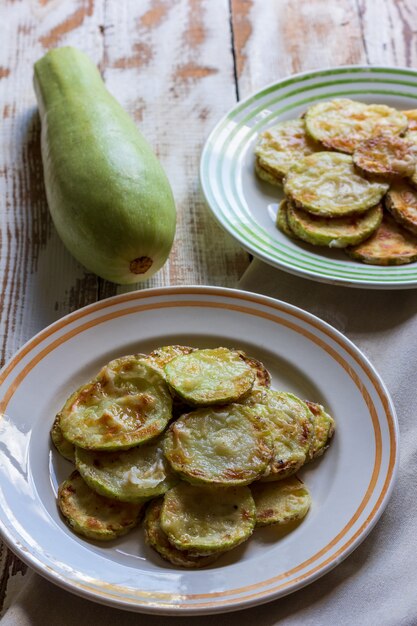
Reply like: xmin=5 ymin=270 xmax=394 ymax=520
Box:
xmin=0 ymin=286 xmax=398 ymax=615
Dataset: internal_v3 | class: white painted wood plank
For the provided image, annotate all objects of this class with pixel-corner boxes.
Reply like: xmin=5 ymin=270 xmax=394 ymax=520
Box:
xmin=0 ymin=0 xmax=107 ymax=365
xmin=231 ymin=0 xmax=366 ymax=97
xmin=357 ymin=0 xmax=417 ymax=66
xmin=100 ymin=0 xmax=248 ymax=298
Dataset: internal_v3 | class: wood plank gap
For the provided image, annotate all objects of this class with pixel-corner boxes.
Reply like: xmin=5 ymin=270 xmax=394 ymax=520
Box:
xmin=355 ymin=0 xmax=371 ymax=64
xmin=228 ymin=0 xmax=240 ymax=101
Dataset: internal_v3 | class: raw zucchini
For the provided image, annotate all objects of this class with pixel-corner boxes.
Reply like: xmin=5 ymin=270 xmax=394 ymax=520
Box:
xmin=255 ymin=119 xmax=318 ymax=181
xmin=160 ymin=482 xmax=256 ymax=554
xmin=353 ymin=134 xmax=416 ymax=179
xmin=164 ymin=347 xmax=255 ymax=405
xmin=346 ymin=213 xmax=417 ymax=265
xmin=34 ymin=47 xmax=176 ymax=284
xmin=60 ymin=355 xmax=172 ymax=450
xmin=287 ymin=201 xmax=383 ymax=248
xmin=251 ymin=476 xmax=311 ymax=527
xmin=305 ymin=401 xmax=335 ymax=460
xmin=385 ymin=183 xmax=417 ymax=235
xmin=305 ymin=99 xmax=408 ymax=153
xmin=75 ymin=436 xmax=178 ymax=502
xmin=163 ymin=405 xmax=274 ymax=486
xmin=144 ymin=499 xmax=220 ymax=568
xmin=58 ymin=471 xmax=143 ymax=541
xmin=283 ymin=152 xmax=388 ymax=217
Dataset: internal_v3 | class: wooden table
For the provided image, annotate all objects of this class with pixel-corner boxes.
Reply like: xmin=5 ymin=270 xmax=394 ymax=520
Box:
xmin=0 ymin=0 xmax=415 ymax=615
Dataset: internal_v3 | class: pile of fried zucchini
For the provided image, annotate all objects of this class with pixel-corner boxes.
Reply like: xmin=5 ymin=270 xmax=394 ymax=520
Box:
xmin=52 ymin=346 xmax=334 ymax=567
xmin=255 ymin=99 xmax=417 ymax=265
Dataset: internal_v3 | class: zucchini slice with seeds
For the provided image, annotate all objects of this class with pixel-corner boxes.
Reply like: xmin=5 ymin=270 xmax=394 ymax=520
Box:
xmin=255 ymin=119 xmax=318 ymax=182
xmin=276 ymin=199 xmax=298 ymax=239
xmin=163 ymin=405 xmax=274 ymax=486
xmin=60 ymin=355 xmax=172 ymax=451
xmin=305 ymin=99 xmax=408 ymax=153
xmin=51 ymin=413 xmax=75 ymax=462
xmin=144 ymin=498 xmax=220 ymax=568
xmin=164 ymin=347 xmax=255 ymax=406
xmin=251 ymin=476 xmax=311 ymax=527
xmin=385 ymin=183 xmax=417 ymax=235
xmin=241 ymin=389 xmax=314 ymax=481
xmin=287 ymin=201 xmax=383 ymax=248
xmin=305 ymin=401 xmax=335 ymax=460
xmin=160 ymin=482 xmax=256 ymax=554
xmin=346 ymin=213 xmax=417 ymax=265
xmin=58 ymin=470 xmax=143 ymax=541
xmin=283 ymin=152 xmax=388 ymax=217
xmin=353 ymin=134 xmax=416 ymax=180
xmin=75 ymin=436 xmax=178 ymax=502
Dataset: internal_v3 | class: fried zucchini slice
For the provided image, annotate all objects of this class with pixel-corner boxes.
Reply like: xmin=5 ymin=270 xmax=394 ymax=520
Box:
xmin=146 ymin=346 xmax=197 ymax=415
xmin=58 ymin=470 xmax=143 ymax=541
xmin=404 ymin=109 xmax=417 ymax=143
xmin=346 ymin=213 xmax=417 ymax=265
xmin=60 ymin=355 xmax=173 ymax=451
xmin=75 ymin=436 xmax=178 ymax=502
xmin=146 ymin=345 xmax=196 ymax=370
xmin=305 ymin=401 xmax=335 ymax=460
xmin=283 ymin=152 xmax=388 ymax=217
xmin=305 ymin=99 xmax=408 ymax=153
xmin=164 ymin=405 xmax=273 ymax=486
xmin=144 ymin=499 xmax=220 ymax=568
xmin=404 ymin=109 xmax=417 ymax=131
xmin=276 ymin=199 xmax=298 ymax=239
xmin=251 ymin=476 xmax=311 ymax=527
xmin=51 ymin=413 xmax=75 ymax=462
xmin=255 ymin=157 xmax=282 ymax=186
xmin=385 ymin=183 xmax=417 ymax=235
xmin=241 ymin=389 xmax=314 ymax=481
xmin=287 ymin=201 xmax=382 ymax=248
xmin=160 ymin=482 xmax=256 ymax=554
xmin=353 ymin=134 xmax=416 ymax=180
xmin=236 ymin=351 xmax=271 ymax=388
xmin=164 ymin=347 xmax=255 ymax=406
xmin=254 ymin=120 xmax=318 ymax=183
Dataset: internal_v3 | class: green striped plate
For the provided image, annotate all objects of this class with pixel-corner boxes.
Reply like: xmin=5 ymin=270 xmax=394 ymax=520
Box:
xmin=200 ymin=66 xmax=417 ymax=289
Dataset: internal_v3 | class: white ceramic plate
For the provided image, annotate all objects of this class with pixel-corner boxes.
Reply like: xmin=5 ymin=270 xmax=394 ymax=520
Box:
xmin=0 ymin=287 xmax=398 ymax=614
xmin=200 ymin=66 xmax=417 ymax=289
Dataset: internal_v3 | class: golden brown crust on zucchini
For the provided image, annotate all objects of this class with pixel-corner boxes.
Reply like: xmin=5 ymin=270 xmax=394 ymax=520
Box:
xmin=144 ymin=499 xmax=220 ymax=567
xmin=353 ymin=134 xmax=416 ymax=180
xmin=276 ymin=199 xmax=298 ymax=239
xmin=346 ymin=213 xmax=417 ymax=265
xmin=305 ymin=99 xmax=408 ymax=154
xmin=385 ymin=183 xmax=417 ymax=235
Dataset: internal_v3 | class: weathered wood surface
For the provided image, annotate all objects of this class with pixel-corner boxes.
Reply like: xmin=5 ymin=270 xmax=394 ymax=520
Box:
xmin=0 ymin=0 xmax=414 ymax=615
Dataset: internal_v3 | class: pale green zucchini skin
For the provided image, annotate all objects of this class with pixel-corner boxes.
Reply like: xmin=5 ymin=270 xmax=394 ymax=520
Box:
xmin=34 ymin=47 xmax=176 ymax=284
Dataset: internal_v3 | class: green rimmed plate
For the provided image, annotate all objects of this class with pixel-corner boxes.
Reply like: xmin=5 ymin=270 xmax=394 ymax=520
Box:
xmin=200 ymin=66 xmax=417 ymax=289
